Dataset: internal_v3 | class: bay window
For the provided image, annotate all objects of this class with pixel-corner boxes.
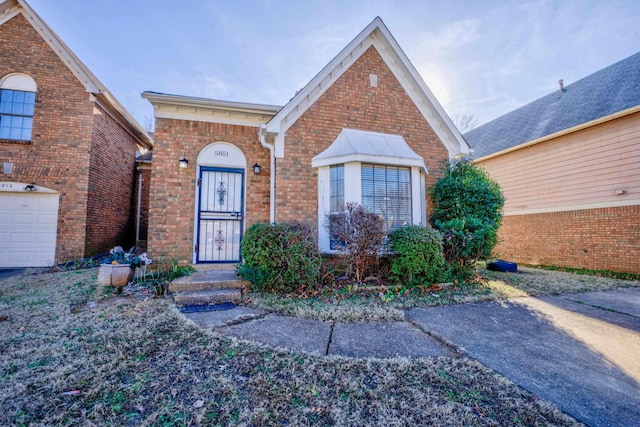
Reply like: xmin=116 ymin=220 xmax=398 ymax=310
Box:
xmin=314 ymin=129 xmax=428 ymax=252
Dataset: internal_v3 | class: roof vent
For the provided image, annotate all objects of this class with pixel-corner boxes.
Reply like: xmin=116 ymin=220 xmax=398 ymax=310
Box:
xmin=558 ymin=79 xmax=564 ymax=92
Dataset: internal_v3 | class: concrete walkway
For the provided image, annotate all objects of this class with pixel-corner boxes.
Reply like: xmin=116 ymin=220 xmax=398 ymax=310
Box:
xmin=183 ymin=287 xmax=640 ymax=427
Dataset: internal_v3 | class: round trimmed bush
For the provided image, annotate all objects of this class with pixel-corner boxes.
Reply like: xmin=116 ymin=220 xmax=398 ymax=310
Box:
xmin=430 ymin=160 xmax=504 ymax=281
xmin=237 ymin=222 xmax=321 ymax=293
xmin=388 ymin=225 xmax=445 ymax=287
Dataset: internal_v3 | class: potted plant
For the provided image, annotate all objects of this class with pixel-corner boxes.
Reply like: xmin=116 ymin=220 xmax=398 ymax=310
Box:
xmin=97 ymin=246 xmax=151 ymax=293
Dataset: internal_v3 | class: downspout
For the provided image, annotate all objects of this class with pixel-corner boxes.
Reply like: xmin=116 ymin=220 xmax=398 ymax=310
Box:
xmin=135 ymin=168 xmax=143 ymax=243
xmin=258 ymin=124 xmax=275 ymax=223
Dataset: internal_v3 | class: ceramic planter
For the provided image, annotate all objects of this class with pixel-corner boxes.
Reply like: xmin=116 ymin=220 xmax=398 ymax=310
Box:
xmin=97 ymin=264 xmax=134 ymax=291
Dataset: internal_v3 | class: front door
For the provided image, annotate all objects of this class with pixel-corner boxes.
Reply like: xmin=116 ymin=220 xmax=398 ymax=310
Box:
xmin=196 ymin=167 xmax=244 ymax=263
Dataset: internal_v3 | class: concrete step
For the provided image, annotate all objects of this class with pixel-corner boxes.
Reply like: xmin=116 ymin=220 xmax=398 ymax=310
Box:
xmin=169 ymin=278 xmax=248 ymax=293
xmin=169 ymin=270 xmax=249 ymax=293
xmin=194 ymin=263 xmax=237 ymax=271
xmin=174 ymin=289 xmax=242 ymax=305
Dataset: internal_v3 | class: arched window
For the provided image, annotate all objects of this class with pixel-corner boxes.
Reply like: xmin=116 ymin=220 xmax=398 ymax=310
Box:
xmin=0 ymin=73 xmax=37 ymax=141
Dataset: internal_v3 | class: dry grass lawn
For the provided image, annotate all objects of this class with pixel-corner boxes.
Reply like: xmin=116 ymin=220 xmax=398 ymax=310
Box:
xmin=0 ymin=268 xmax=584 ymax=426
xmin=247 ymin=265 xmax=639 ymax=322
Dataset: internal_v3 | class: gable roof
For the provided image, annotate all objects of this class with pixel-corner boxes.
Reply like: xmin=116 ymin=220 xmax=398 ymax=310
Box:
xmin=265 ymin=17 xmax=470 ymax=159
xmin=0 ymin=0 xmax=153 ymax=150
xmin=465 ymin=51 xmax=640 ymax=160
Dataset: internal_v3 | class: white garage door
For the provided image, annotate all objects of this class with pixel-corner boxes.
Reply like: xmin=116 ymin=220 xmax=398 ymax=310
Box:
xmin=0 ymin=183 xmax=59 ymax=268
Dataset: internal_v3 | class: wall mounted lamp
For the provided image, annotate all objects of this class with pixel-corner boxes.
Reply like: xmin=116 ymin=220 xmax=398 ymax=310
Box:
xmin=24 ymin=184 xmax=37 ymax=192
xmin=179 ymin=157 xmax=189 ymax=169
xmin=253 ymin=163 xmax=261 ymax=175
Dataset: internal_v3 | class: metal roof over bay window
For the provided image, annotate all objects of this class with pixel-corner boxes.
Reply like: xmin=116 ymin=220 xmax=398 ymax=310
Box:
xmin=311 ymin=129 xmax=428 ymax=173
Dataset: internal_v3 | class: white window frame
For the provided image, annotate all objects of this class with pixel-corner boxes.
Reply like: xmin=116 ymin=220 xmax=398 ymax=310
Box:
xmin=0 ymin=73 xmax=37 ymax=142
xmin=317 ymin=162 xmax=426 ymax=253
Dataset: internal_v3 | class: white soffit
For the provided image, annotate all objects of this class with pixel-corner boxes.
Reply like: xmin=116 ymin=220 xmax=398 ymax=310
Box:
xmin=266 ymin=16 xmax=470 ymax=158
xmin=312 ymin=129 xmax=428 ymax=173
xmin=142 ymin=91 xmax=281 ymax=127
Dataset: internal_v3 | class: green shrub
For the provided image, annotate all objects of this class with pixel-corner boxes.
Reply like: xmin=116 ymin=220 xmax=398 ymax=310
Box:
xmin=430 ymin=160 xmax=504 ymax=282
xmin=237 ymin=222 xmax=321 ymax=293
xmin=388 ymin=225 xmax=445 ymax=287
xmin=435 ymin=217 xmax=498 ymax=282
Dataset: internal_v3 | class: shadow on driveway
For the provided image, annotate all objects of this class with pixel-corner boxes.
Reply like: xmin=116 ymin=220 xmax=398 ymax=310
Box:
xmin=0 ymin=269 xmax=25 ymax=281
xmin=408 ymin=287 xmax=640 ymax=427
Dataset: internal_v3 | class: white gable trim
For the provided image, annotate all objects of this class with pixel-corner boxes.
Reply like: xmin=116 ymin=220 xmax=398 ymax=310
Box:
xmin=12 ymin=0 xmax=101 ymax=93
xmin=0 ymin=2 xmax=20 ymax=26
xmin=0 ymin=0 xmax=152 ymax=149
xmin=266 ymin=17 xmax=470 ymax=159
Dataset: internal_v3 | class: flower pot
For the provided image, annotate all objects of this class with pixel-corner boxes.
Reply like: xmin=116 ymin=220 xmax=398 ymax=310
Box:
xmin=98 ymin=264 xmax=134 ymax=291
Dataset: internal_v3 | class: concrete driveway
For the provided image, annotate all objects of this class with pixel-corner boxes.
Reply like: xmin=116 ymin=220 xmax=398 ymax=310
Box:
xmin=0 ymin=268 xmax=24 ymax=281
xmin=408 ymin=287 xmax=640 ymax=427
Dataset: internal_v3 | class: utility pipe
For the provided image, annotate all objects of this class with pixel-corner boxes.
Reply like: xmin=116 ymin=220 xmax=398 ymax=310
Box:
xmin=258 ymin=124 xmax=275 ymax=223
xmin=135 ymin=168 xmax=143 ymax=243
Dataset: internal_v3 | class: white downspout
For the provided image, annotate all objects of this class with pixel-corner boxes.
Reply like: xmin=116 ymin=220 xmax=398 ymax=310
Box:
xmin=258 ymin=124 xmax=275 ymax=223
xmin=135 ymin=168 xmax=143 ymax=243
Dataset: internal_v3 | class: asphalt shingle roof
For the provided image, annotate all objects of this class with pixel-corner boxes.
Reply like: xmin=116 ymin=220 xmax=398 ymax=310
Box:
xmin=464 ymin=52 xmax=640 ymax=159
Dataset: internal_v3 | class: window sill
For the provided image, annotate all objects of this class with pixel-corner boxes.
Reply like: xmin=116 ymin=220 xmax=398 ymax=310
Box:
xmin=0 ymin=139 xmax=32 ymax=145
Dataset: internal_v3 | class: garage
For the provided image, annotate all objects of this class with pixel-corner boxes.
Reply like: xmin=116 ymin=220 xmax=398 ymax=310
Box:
xmin=0 ymin=182 xmax=59 ymax=268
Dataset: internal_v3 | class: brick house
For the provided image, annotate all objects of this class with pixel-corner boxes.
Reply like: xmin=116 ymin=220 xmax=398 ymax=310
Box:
xmin=143 ymin=17 xmax=469 ymax=265
xmin=465 ymin=52 xmax=640 ymax=274
xmin=0 ymin=0 xmax=153 ymax=267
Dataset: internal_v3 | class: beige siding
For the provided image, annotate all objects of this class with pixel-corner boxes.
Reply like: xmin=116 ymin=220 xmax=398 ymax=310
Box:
xmin=478 ymin=112 xmax=640 ymax=214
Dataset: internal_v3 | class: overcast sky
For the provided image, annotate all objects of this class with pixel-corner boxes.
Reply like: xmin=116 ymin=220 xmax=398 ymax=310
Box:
xmin=25 ymin=0 xmax=640 ymax=130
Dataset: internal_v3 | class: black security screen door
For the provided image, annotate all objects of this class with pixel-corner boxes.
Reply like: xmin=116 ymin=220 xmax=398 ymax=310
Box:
xmin=196 ymin=167 xmax=244 ymax=263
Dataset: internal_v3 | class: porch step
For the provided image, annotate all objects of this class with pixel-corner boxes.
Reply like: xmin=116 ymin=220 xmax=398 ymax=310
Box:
xmin=174 ymin=289 xmax=243 ymax=305
xmin=169 ymin=270 xmax=247 ymax=293
xmin=170 ymin=269 xmax=249 ymax=305
xmin=194 ymin=263 xmax=236 ymax=271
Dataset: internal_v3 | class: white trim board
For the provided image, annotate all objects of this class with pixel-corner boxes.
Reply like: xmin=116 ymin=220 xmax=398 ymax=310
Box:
xmin=504 ymin=199 xmax=640 ymax=216
xmin=265 ymin=17 xmax=470 ymax=159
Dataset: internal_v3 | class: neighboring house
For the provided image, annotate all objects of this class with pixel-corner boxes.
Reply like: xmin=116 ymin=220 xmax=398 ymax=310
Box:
xmin=143 ymin=17 xmax=469 ymax=265
xmin=0 ymin=0 xmax=153 ymax=267
xmin=465 ymin=52 xmax=640 ymax=274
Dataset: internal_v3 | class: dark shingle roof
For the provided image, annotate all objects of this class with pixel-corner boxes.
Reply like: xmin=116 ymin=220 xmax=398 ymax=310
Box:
xmin=464 ymin=52 xmax=640 ymax=159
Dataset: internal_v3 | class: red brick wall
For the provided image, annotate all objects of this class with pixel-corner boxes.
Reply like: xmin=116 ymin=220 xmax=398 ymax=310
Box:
xmin=0 ymin=14 xmax=93 ymax=262
xmin=1 ymin=14 xmax=144 ymax=262
xmin=495 ymin=205 xmax=640 ymax=274
xmin=276 ymin=46 xmax=448 ymax=224
xmin=85 ymin=103 xmax=140 ymax=255
xmin=148 ymin=119 xmax=270 ymax=261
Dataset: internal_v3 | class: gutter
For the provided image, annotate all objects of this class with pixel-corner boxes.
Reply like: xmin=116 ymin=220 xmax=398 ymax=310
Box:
xmin=258 ymin=124 xmax=276 ymax=223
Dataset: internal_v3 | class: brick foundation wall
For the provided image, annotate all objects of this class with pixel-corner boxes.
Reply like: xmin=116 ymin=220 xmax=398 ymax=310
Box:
xmin=495 ymin=205 xmax=640 ymax=274
xmin=276 ymin=46 xmax=448 ymax=225
xmin=148 ymin=119 xmax=270 ymax=261
xmin=85 ymin=103 xmax=140 ymax=256
xmin=0 ymin=14 xmax=93 ymax=262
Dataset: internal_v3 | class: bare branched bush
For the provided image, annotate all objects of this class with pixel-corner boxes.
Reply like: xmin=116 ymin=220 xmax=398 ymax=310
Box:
xmin=328 ymin=203 xmax=386 ymax=283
